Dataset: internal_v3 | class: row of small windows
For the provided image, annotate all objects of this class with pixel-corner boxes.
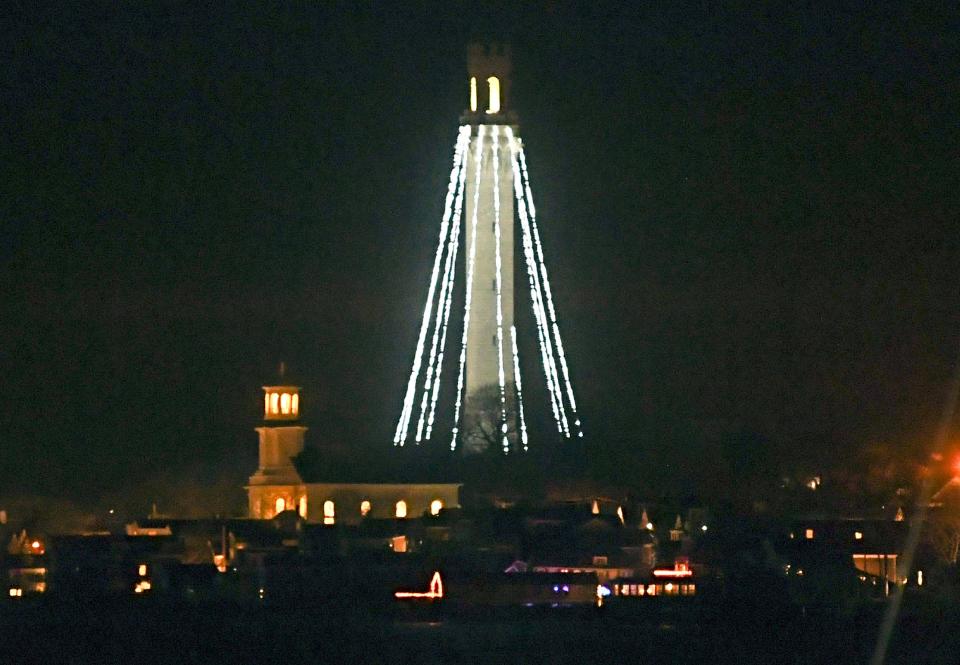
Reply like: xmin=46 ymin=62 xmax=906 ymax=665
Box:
xmin=264 ymin=392 xmax=299 ymax=417
xmin=320 ymin=499 xmax=443 ymax=523
xmin=614 ymin=583 xmax=696 ymax=597
xmin=270 ymin=497 xmax=444 ymax=522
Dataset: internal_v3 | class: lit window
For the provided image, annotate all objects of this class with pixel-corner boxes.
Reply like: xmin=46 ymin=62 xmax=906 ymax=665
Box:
xmin=275 ymin=497 xmax=285 ymax=515
xmin=323 ymin=500 xmax=335 ymax=525
xmin=298 ymin=496 xmax=307 ymax=518
xmin=360 ymin=500 xmax=371 ymax=517
xmin=486 ymin=76 xmax=501 ymax=113
xmin=291 ymin=393 xmax=299 ymax=416
xmin=854 ymin=531 xmax=863 ymax=540
xmin=392 ymin=535 xmax=407 ymax=553
xmin=805 ymin=528 xmax=814 ymax=540
xmin=264 ymin=394 xmax=270 ymax=415
xmin=470 ymin=76 xmax=477 ymax=112
xmin=280 ymin=393 xmax=291 ymax=414
xmin=270 ymin=392 xmax=279 ymax=414
xmin=138 ymin=564 xmax=148 ymax=577
xmin=430 ymin=499 xmax=443 ymax=516
xmin=395 ymin=500 xmax=407 ymax=519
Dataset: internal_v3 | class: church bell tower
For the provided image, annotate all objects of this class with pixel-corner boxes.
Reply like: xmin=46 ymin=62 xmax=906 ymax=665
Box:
xmin=247 ymin=378 xmax=308 ymax=519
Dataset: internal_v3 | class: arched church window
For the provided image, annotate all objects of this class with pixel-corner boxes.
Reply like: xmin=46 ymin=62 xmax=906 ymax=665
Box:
xmin=470 ymin=76 xmax=478 ymax=112
xmin=270 ymin=392 xmax=280 ymax=414
xmin=298 ymin=496 xmax=308 ymax=518
xmin=291 ymin=393 xmax=299 ymax=416
xmin=360 ymin=500 xmax=371 ymax=517
xmin=264 ymin=394 xmax=270 ymax=416
xmin=430 ymin=499 xmax=443 ymax=516
xmin=395 ymin=500 xmax=407 ymax=519
xmin=275 ymin=497 xmax=285 ymax=515
xmin=280 ymin=392 xmax=291 ymax=415
xmin=323 ymin=500 xmax=335 ymax=525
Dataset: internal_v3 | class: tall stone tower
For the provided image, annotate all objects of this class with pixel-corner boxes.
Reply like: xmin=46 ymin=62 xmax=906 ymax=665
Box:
xmin=247 ymin=382 xmax=308 ymax=519
xmin=393 ymin=43 xmax=582 ymax=452
xmin=462 ymin=44 xmax=517 ymax=451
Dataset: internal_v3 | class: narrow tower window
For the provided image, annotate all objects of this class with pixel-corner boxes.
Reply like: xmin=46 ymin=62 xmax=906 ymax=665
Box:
xmin=323 ymin=500 xmax=335 ymax=525
xmin=360 ymin=500 xmax=371 ymax=517
xmin=291 ymin=393 xmax=299 ymax=416
xmin=486 ymin=76 xmax=501 ymax=113
xmin=280 ymin=392 xmax=291 ymax=414
xmin=264 ymin=394 xmax=270 ymax=416
xmin=395 ymin=500 xmax=407 ymax=519
xmin=470 ymin=76 xmax=478 ymax=113
xmin=275 ymin=497 xmax=285 ymax=515
xmin=299 ymin=496 xmax=308 ymax=518
xmin=270 ymin=392 xmax=280 ymax=414
xmin=430 ymin=499 xmax=443 ymax=516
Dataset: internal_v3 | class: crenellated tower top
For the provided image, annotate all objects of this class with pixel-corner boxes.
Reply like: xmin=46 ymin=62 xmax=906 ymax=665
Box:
xmin=464 ymin=43 xmax=515 ymax=122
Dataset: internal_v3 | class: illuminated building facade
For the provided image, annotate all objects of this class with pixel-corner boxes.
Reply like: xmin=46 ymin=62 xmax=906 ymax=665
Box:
xmin=247 ymin=384 xmax=460 ymax=524
xmin=393 ymin=44 xmax=583 ymax=454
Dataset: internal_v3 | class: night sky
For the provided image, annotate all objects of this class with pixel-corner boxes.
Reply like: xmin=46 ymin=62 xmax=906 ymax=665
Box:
xmin=2 ymin=3 xmax=958 ymax=507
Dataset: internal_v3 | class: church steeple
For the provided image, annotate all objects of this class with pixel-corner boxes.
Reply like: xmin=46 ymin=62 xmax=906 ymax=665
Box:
xmin=247 ymin=365 xmax=308 ymax=519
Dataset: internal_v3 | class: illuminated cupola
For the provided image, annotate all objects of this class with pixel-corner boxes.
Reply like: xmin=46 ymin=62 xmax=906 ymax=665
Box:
xmin=465 ymin=43 xmax=513 ymax=119
xmin=247 ymin=372 xmax=308 ymax=519
xmin=263 ymin=385 xmax=301 ymax=422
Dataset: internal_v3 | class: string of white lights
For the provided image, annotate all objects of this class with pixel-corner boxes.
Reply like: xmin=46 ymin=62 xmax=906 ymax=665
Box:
xmin=394 ymin=126 xmax=471 ymax=445
xmin=516 ymin=141 xmax=582 ymax=436
xmin=506 ymin=130 xmax=563 ymax=432
xmin=507 ymin=128 xmax=568 ymax=436
xmin=450 ymin=125 xmax=487 ymax=450
xmin=491 ymin=126 xmax=510 ymax=454
xmin=424 ymin=131 xmax=471 ymax=440
xmin=510 ymin=325 xmax=529 ymax=451
xmin=416 ymin=129 xmax=469 ymax=442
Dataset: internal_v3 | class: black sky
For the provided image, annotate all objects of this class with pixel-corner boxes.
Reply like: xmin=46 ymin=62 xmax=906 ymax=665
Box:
xmin=1 ymin=2 xmax=958 ymax=503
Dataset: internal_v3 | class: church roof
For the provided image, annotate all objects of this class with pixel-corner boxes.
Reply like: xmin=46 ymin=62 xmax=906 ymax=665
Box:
xmin=293 ymin=445 xmax=462 ymax=485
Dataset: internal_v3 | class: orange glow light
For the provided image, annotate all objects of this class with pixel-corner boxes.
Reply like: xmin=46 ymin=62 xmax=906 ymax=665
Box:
xmin=652 ymin=569 xmax=693 ymax=578
xmin=395 ymin=571 xmax=443 ymax=600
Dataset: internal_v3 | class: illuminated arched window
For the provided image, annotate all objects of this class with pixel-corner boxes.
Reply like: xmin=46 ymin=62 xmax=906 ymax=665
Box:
xmin=470 ymin=76 xmax=478 ymax=112
xmin=280 ymin=393 xmax=291 ymax=415
xmin=323 ymin=500 xmax=335 ymax=525
xmin=430 ymin=499 xmax=443 ymax=516
xmin=264 ymin=393 xmax=270 ymax=415
xmin=486 ymin=76 xmax=501 ymax=114
xmin=291 ymin=393 xmax=299 ymax=416
xmin=395 ymin=500 xmax=407 ymax=519
xmin=298 ymin=496 xmax=308 ymax=518
xmin=360 ymin=500 xmax=371 ymax=517
xmin=270 ymin=392 xmax=280 ymax=414
xmin=275 ymin=497 xmax=285 ymax=515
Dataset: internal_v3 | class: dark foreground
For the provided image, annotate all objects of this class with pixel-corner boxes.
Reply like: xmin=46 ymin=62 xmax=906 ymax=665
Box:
xmin=1 ymin=595 xmax=957 ymax=665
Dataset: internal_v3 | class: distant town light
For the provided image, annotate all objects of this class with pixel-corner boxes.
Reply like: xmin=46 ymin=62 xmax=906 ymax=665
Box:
xmin=805 ymin=528 xmax=814 ymax=540
xmin=917 ymin=570 xmax=923 ymax=586
xmin=138 ymin=564 xmax=147 ymax=577
xmin=701 ymin=525 xmax=708 ymax=532
xmin=646 ymin=522 xmax=654 ymax=530
xmin=360 ymin=500 xmax=371 ymax=517
xmin=854 ymin=531 xmax=863 ymax=540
